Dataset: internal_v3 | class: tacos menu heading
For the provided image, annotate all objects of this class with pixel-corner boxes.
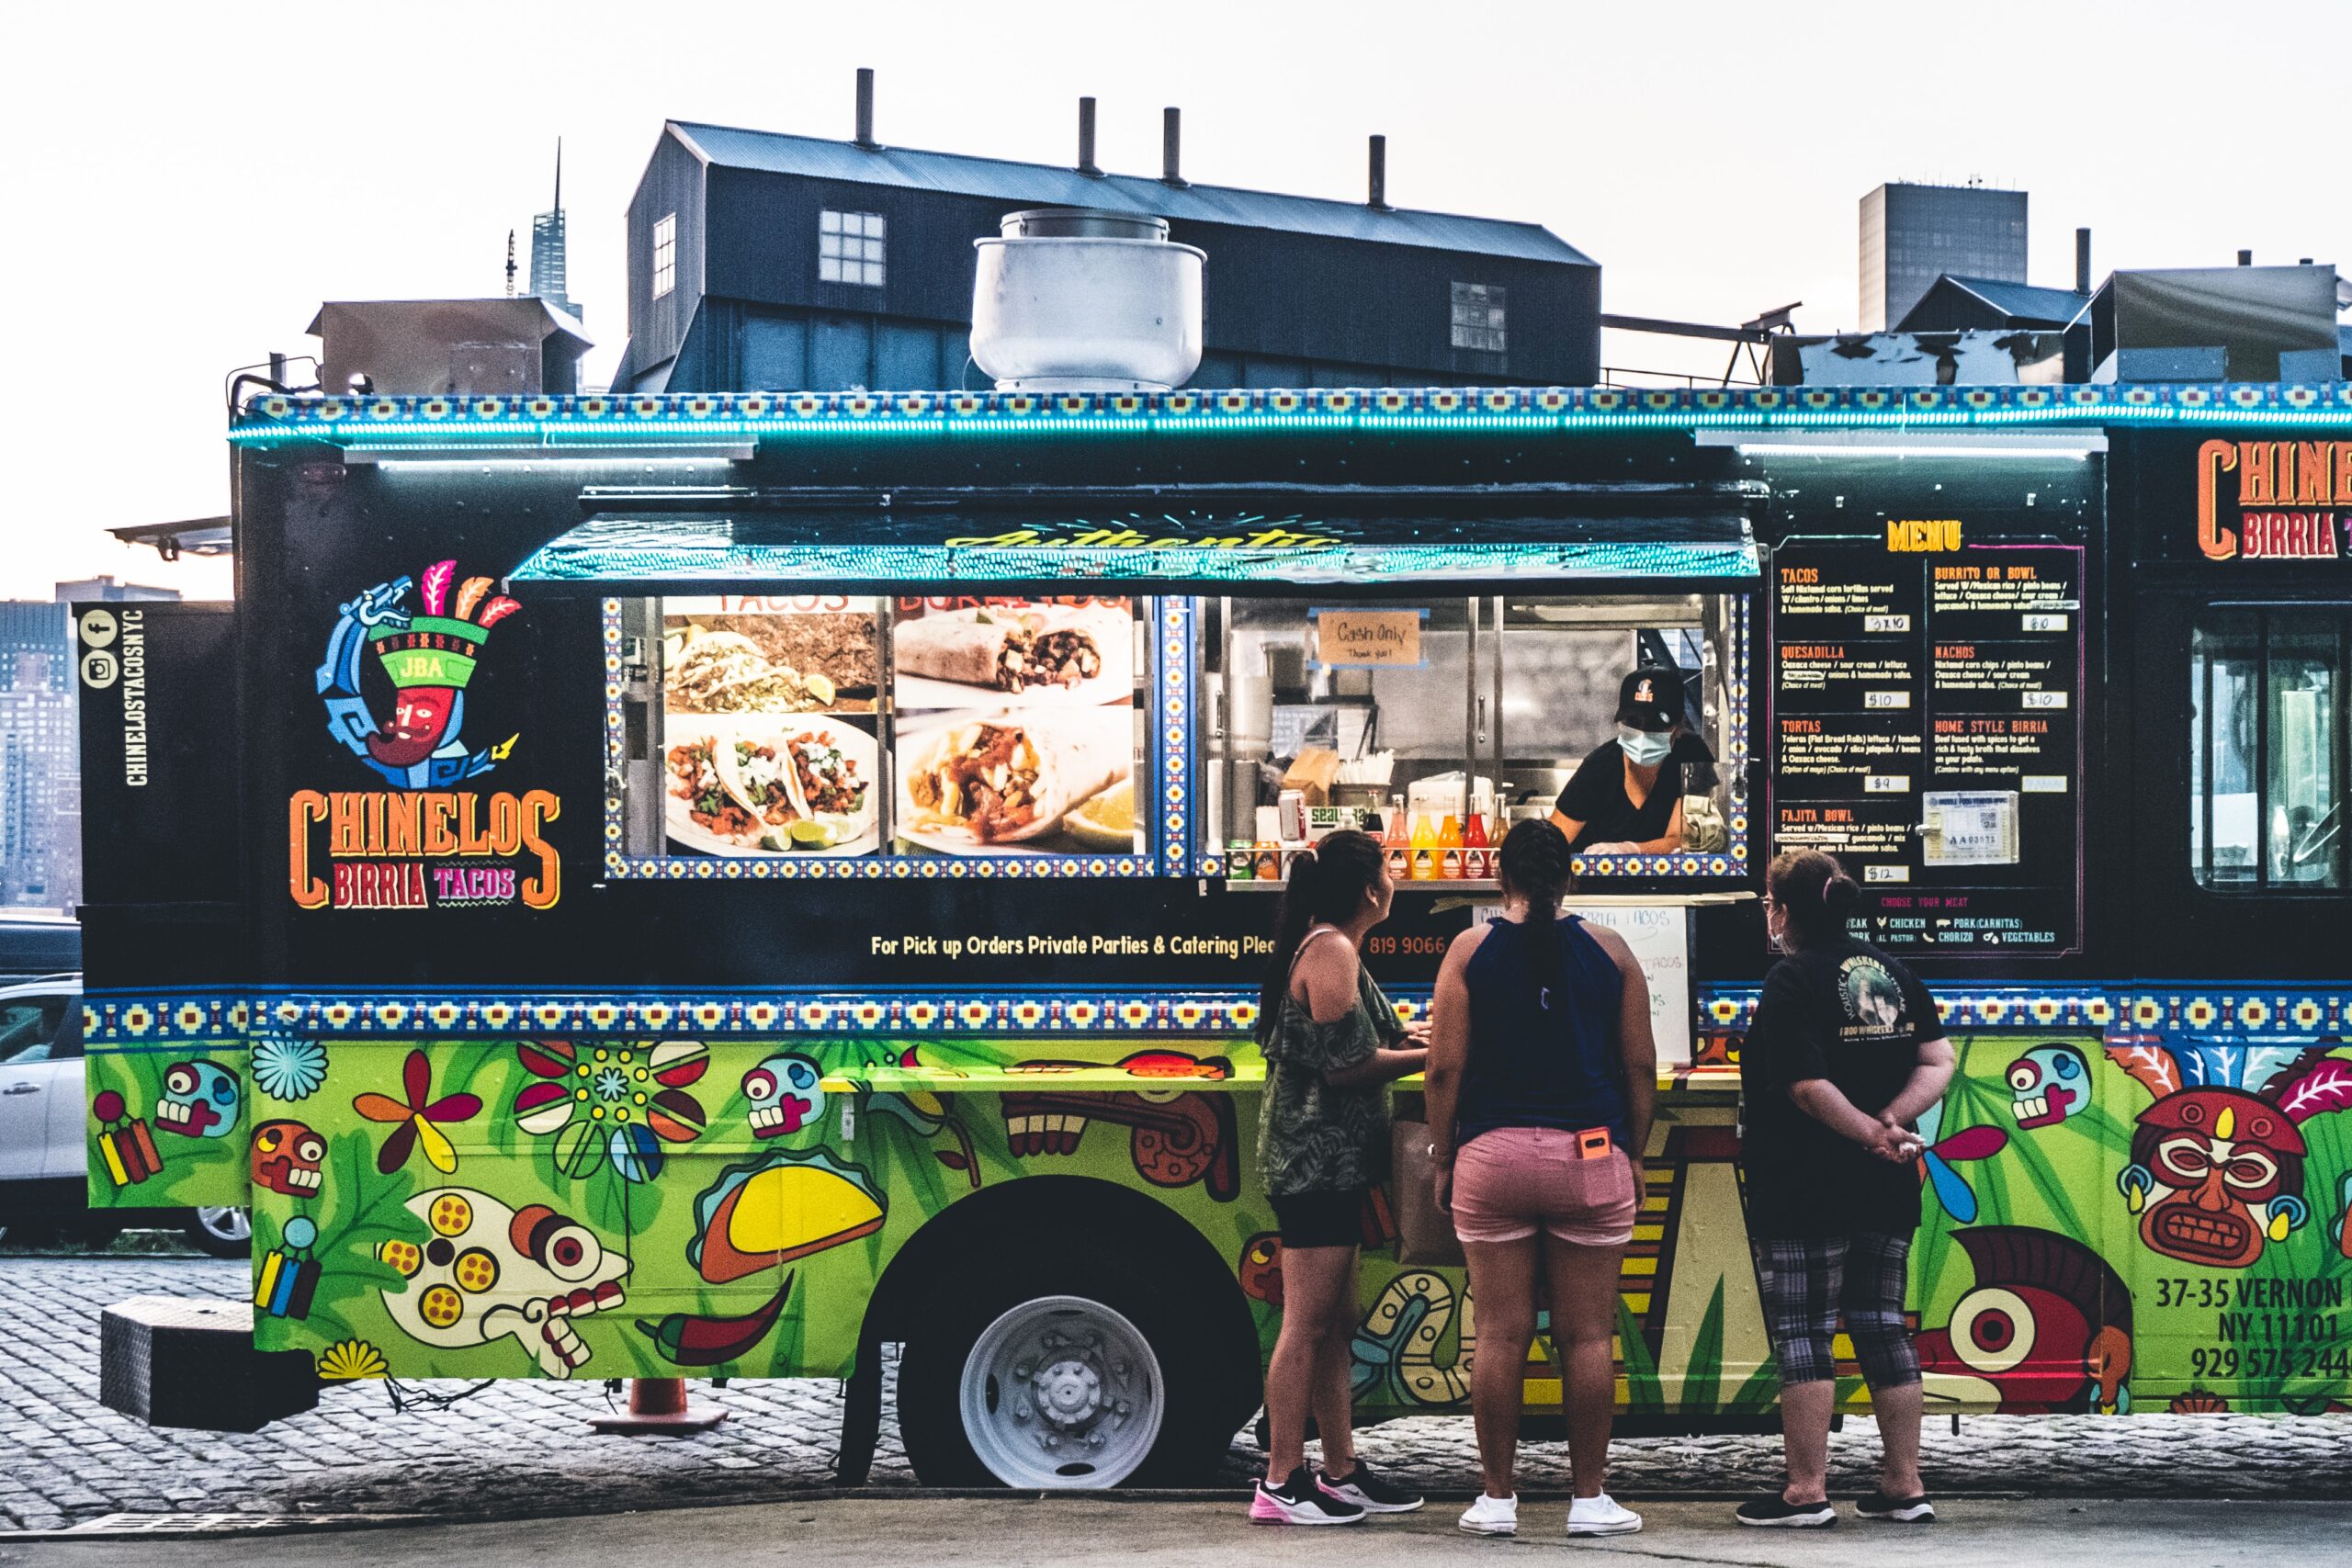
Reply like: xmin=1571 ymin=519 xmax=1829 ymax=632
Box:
xmin=288 ymin=789 xmax=561 ymax=911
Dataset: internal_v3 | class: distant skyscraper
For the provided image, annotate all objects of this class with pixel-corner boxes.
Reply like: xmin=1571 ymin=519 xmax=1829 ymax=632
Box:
xmin=0 ymin=604 xmax=74 ymax=909
xmin=530 ymin=140 xmax=575 ymax=321
xmin=1860 ymin=182 xmax=2028 ymax=332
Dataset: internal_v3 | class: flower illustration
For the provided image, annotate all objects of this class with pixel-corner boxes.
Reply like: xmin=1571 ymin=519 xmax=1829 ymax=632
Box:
xmin=316 ymin=1339 xmax=389 ymax=1381
xmin=252 ymin=1034 xmax=329 ymax=1101
xmin=512 ymin=1040 xmax=707 ymax=1182
xmin=354 ymin=1049 xmax=482 ymax=1176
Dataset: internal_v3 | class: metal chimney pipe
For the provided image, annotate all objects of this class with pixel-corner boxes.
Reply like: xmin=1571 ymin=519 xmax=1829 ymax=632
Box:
xmin=1162 ymin=107 xmax=1185 ymax=186
xmin=2238 ymin=249 xmax=2253 ymax=266
xmin=1077 ymin=97 xmax=1101 ymax=176
xmin=2075 ymin=228 xmax=2091 ymax=294
xmin=1367 ymin=135 xmax=1389 ymax=209
xmin=854 ymin=68 xmax=876 ymax=149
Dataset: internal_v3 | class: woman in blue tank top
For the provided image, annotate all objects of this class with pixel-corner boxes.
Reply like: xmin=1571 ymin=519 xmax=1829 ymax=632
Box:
xmin=1423 ymin=819 xmax=1657 ymax=1539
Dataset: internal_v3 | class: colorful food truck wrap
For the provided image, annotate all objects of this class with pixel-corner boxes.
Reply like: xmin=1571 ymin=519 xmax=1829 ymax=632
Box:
xmin=75 ymin=386 xmax=2352 ymax=1476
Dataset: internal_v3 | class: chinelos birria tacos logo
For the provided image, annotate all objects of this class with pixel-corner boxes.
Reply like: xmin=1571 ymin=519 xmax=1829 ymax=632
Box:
xmin=291 ymin=562 xmax=559 ymax=911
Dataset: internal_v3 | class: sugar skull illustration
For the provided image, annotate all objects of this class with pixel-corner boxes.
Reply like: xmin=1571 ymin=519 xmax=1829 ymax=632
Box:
xmin=742 ymin=1053 xmax=825 ymax=1140
xmin=1001 ymin=1051 xmax=1238 ymax=1201
xmin=1917 ymin=1226 xmax=2132 ymax=1414
xmin=318 ymin=560 xmax=520 ymax=790
xmin=251 ymin=1120 xmax=325 ymax=1197
xmin=1238 ymin=1233 xmax=1283 ymax=1309
xmin=2108 ymin=1043 xmax=2352 ymax=1270
xmin=156 ymin=1060 xmax=241 ymax=1140
xmin=378 ymin=1188 xmax=628 ymax=1378
xmin=2007 ymin=1044 xmax=2090 ymax=1130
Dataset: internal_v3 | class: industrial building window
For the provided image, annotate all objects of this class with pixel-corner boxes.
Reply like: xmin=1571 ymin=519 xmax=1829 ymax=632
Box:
xmin=2191 ymin=608 xmax=2346 ymax=891
xmin=820 ymin=209 xmax=887 ymax=288
xmin=651 ymin=213 xmax=677 ymax=299
xmin=1451 ymin=282 xmax=1507 ymax=354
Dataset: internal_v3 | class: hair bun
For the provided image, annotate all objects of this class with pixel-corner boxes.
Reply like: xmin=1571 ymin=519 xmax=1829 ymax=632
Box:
xmin=1822 ymin=874 xmax=1861 ymax=914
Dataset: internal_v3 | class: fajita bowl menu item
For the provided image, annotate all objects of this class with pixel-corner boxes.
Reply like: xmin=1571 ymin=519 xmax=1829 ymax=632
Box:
xmin=902 ymin=713 xmax=1127 ymax=845
xmin=894 ymin=603 xmax=1131 ymax=697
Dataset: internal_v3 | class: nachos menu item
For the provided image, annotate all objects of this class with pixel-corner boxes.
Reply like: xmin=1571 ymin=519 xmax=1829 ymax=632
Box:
xmin=894 ymin=604 xmax=1131 ymax=697
xmin=903 ymin=714 xmax=1127 ymax=845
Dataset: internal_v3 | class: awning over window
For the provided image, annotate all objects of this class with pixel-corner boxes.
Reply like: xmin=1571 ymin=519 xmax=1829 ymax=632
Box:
xmin=512 ymin=509 xmax=1759 ymax=595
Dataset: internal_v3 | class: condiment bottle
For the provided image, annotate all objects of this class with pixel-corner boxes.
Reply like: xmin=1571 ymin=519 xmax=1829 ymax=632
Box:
xmin=1463 ymin=811 xmax=1491 ymax=880
xmin=1408 ymin=812 xmax=1437 ymax=881
xmin=1383 ymin=796 xmax=1411 ymax=880
xmin=1438 ymin=814 xmax=1464 ymax=879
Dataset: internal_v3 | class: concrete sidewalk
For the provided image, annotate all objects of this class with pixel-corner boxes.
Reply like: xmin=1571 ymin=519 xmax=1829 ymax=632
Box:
xmin=2 ymin=1496 xmax=2344 ymax=1566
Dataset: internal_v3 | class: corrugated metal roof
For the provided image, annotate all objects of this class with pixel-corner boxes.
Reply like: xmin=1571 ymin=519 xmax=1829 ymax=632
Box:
xmin=1939 ymin=276 xmax=2089 ymax=325
xmin=668 ymin=121 xmax=1593 ymax=266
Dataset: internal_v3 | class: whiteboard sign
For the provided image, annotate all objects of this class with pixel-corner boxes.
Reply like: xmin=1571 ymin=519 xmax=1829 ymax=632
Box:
xmin=1472 ymin=902 xmax=1693 ymax=1067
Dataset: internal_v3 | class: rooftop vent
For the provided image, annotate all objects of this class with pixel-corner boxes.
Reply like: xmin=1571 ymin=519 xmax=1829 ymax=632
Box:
xmin=969 ymin=209 xmax=1204 ymax=392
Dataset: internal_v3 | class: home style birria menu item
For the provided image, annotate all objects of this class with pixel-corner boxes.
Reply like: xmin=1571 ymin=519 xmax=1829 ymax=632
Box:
xmin=71 ymin=382 xmax=2352 ymax=1489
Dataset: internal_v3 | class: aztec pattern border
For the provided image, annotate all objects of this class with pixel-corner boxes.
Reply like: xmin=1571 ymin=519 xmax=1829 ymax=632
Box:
xmin=81 ymin=985 xmax=2352 ymax=1046
xmin=599 ymin=596 xmax=1192 ymax=881
xmin=231 ymin=381 xmax=2352 ymax=440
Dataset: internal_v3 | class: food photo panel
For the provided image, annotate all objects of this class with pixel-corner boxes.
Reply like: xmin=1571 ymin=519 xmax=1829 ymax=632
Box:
xmin=894 ymin=705 xmax=1139 ymax=857
xmin=663 ymin=595 xmax=881 ymax=716
xmin=891 ymin=596 xmax=1136 ymax=710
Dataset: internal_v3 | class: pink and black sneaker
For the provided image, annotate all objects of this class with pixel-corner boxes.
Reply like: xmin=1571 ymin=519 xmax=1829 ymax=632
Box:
xmin=1250 ymin=1466 xmax=1365 ymax=1525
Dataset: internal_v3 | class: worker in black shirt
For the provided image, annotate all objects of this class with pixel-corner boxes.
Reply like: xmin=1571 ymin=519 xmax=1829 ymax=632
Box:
xmin=1734 ymin=850 xmax=1956 ymax=1529
xmin=1550 ymin=667 xmax=1714 ymax=854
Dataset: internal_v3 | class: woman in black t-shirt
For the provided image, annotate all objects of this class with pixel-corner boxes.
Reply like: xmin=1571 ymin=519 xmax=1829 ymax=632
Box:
xmin=1734 ymin=850 xmax=1956 ymax=1530
xmin=1551 ymin=668 xmax=1714 ymax=853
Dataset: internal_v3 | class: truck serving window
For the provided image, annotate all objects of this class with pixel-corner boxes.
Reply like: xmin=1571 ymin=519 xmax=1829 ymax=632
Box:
xmin=2191 ymin=608 xmax=2346 ymax=891
xmin=610 ymin=595 xmax=1151 ymax=872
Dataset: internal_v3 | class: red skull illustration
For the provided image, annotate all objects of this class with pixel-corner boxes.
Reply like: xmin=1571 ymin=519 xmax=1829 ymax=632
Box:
xmin=2127 ymin=1089 xmax=2304 ymax=1269
xmin=366 ymin=688 xmax=455 ymax=769
xmin=252 ymin=1119 xmax=327 ymax=1197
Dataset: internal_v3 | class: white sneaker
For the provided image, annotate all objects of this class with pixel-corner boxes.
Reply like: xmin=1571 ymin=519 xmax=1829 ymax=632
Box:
xmin=1565 ymin=1493 xmax=1643 ymax=1537
xmin=1458 ymin=1493 xmax=1519 ymax=1536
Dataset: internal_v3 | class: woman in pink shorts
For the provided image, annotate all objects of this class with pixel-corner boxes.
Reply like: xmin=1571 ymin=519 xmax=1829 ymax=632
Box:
xmin=1424 ymin=819 xmax=1657 ymax=1539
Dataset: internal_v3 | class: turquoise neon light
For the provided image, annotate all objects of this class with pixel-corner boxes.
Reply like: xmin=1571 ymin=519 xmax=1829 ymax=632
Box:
xmin=228 ymin=383 xmax=2352 ymax=451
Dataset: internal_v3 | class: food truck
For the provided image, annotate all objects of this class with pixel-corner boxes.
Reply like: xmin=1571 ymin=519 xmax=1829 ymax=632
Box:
xmin=74 ymin=377 xmax=2352 ymax=1483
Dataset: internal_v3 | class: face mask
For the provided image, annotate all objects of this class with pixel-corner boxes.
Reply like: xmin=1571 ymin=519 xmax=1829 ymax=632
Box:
xmin=1618 ymin=726 xmax=1671 ymax=766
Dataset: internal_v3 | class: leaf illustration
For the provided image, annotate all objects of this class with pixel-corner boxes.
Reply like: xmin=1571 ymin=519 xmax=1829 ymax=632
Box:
xmin=1680 ymin=1280 xmax=1727 ymax=1412
xmin=2274 ymin=1055 xmax=2352 ymax=1123
xmin=420 ymin=559 xmax=456 ymax=617
xmin=1727 ymin=1358 xmax=1783 ymax=1414
xmin=2104 ymin=1043 xmax=2180 ymax=1101
xmin=1613 ymin=1294 xmax=1663 ymax=1414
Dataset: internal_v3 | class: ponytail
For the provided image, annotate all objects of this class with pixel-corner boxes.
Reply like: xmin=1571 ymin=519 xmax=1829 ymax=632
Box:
xmin=1766 ymin=849 xmax=1861 ymax=947
xmin=1256 ymin=829 xmax=1385 ymax=1043
xmin=1497 ymin=818 xmax=1575 ymax=998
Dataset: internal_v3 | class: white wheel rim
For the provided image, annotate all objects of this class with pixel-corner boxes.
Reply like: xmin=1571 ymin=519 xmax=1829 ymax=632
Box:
xmin=197 ymin=1207 xmax=250 ymax=1243
xmin=957 ymin=1293 xmax=1164 ymax=1488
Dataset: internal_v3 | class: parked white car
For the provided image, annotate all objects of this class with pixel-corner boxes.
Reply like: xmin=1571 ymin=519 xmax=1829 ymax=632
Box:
xmin=0 ymin=976 xmax=249 ymax=1256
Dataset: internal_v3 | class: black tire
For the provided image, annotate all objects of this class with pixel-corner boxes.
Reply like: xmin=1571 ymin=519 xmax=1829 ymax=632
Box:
xmin=182 ymin=1206 xmax=252 ymax=1258
xmin=897 ymin=1241 xmax=1253 ymax=1488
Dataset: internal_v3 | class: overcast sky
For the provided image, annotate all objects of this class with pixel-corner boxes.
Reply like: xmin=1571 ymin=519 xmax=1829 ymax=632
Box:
xmin=5 ymin=0 xmax=2344 ymax=602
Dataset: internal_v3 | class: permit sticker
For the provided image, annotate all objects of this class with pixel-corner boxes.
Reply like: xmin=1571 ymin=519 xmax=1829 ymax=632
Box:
xmin=1921 ymin=791 xmax=2020 ymax=866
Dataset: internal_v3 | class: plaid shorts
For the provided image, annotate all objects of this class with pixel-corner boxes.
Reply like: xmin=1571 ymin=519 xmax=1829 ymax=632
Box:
xmin=1750 ymin=1231 xmax=1920 ymax=1390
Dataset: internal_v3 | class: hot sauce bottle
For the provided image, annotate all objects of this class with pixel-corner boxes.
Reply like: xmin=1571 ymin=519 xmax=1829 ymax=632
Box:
xmin=1438 ymin=814 xmax=1464 ymax=879
xmin=1463 ymin=811 xmax=1492 ymax=880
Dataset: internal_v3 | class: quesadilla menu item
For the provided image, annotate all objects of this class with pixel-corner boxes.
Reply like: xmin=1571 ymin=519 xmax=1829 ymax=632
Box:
xmin=895 ymin=604 xmax=1131 ymax=697
xmin=666 ymin=627 xmax=839 ymax=715
xmin=903 ymin=714 xmax=1127 ymax=844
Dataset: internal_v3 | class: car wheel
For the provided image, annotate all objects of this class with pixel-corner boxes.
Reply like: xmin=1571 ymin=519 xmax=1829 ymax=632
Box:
xmin=183 ymin=1206 xmax=252 ymax=1258
xmin=897 ymin=1246 xmax=1250 ymax=1489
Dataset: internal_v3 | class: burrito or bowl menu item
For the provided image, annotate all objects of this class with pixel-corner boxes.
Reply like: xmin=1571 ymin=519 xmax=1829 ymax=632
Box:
xmin=895 ymin=603 xmax=1131 ymax=698
xmin=666 ymin=627 xmax=838 ymax=715
xmin=902 ymin=713 xmax=1127 ymax=846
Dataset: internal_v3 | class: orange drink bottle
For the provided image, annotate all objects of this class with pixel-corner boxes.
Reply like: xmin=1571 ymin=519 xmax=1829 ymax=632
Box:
xmin=1438 ymin=813 xmax=1464 ymax=879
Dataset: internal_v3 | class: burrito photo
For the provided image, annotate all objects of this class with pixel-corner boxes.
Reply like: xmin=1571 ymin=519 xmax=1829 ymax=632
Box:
xmin=894 ymin=604 xmax=1131 ymax=697
xmin=902 ymin=713 xmax=1128 ymax=845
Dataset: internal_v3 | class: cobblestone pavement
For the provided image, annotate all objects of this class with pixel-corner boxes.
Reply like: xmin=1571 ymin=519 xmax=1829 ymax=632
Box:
xmin=3 ymin=1255 xmax=2346 ymax=1532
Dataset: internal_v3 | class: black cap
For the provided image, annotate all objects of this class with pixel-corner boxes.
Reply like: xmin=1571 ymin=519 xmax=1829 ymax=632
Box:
xmin=1616 ymin=667 xmax=1681 ymax=732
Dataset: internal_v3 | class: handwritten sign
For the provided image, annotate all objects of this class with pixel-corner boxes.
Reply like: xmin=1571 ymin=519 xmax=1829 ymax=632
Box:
xmin=1317 ymin=609 xmax=1422 ymax=667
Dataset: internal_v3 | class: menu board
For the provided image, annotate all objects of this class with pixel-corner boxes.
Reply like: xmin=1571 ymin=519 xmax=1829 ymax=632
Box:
xmin=1771 ymin=538 xmax=2083 ymax=954
xmin=891 ymin=597 xmax=1141 ymax=858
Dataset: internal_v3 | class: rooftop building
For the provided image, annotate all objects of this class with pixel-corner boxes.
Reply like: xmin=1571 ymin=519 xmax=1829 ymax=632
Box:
xmin=1861 ymin=181 xmax=2027 ymax=332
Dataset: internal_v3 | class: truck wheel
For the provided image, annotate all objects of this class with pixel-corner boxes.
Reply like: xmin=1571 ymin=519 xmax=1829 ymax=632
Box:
xmin=897 ymin=1247 xmax=1246 ymax=1488
xmin=183 ymin=1206 xmax=252 ymax=1258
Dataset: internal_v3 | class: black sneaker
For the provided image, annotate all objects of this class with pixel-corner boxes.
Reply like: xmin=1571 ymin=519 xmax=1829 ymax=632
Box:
xmin=1855 ymin=1490 xmax=1935 ymax=1522
xmin=1736 ymin=1495 xmax=1838 ymax=1529
xmin=1317 ymin=1459 xmax=1425 ymax=1515
xmin=1250 ymin=1466 xmax=1365 ymax=1525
